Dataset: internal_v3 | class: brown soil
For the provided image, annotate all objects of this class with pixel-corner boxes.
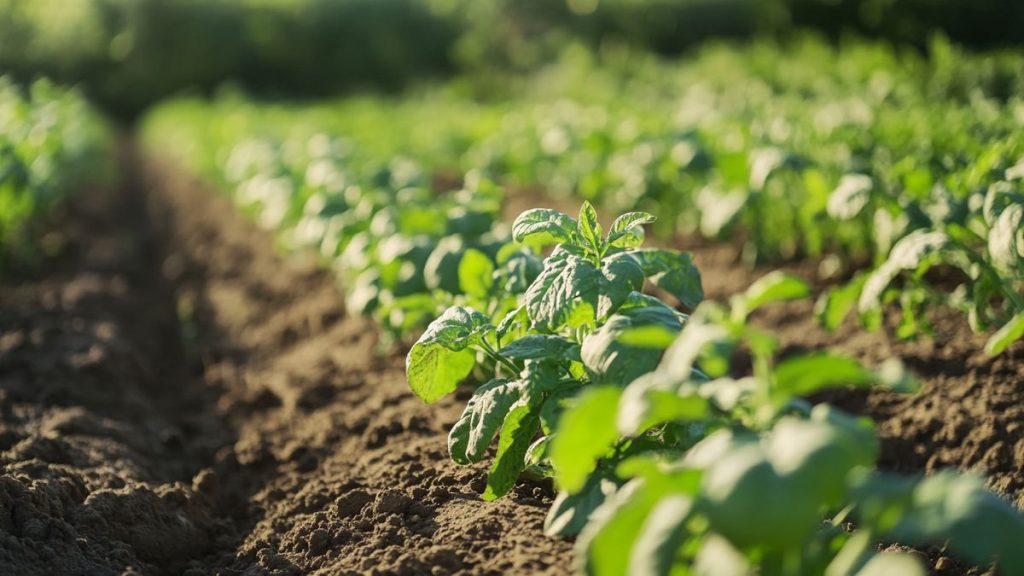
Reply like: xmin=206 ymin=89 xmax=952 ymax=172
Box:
xmin=0 ymin=149 xmax=571 ymax=576
xmin=1 ymin=163 xmax=1020 ymax=576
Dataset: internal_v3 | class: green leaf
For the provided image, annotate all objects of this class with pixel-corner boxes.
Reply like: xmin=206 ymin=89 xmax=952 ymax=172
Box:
xmin=627 ymin=495 xmax=693 ymax=576
xmin=827 ymin=174 xmax=874 ymax=221
xmin=736 ymin=271 xmax=810 ymax=318
xmin=576 ymin=476 xmax=696 ymax=576
xmin=698 ymin=187 xmax=747 ymax=237
xmin=545 ymin=474 xmax=616 ymax=537
xmin=512 ymin=208 xmax=578 ymax=247
xmin=883 ymin=472 xmax=1024 ymax=575
xmin=616 ymin=325 xmax=679 ymax=349
xmin=767 ymin=408 xmax=878 ymax=506
xmin=825 ymin=530 xmax=875 ymax=576
xmin=657 ymin=315 xmax=732 ymax=379
xmin=496 ymin=248 xmax=542 ymax=294
xmin=627 ymin=248 xmax=704 ymax=308
xmin=578 ymin=201 xmax=604 ymax=253
xmin=496 ymin=305 xmax=529 ymax=345
xmin=458 ymin=248 xmax=494 ymax=299
xmin=694 ymin=534 xmax=750 ymax=576
xmin=423 ymin=235 xmax=465 ymax=294
xmin=606 ymin=211 xmax=656 ymax=246
xmin=599 ymin=254 xmax=645 ymax=319
xmin=982 ymin=181 xmax=1024 ymax=226
xmin=608 ymin=226 xmax=645 ymax=249
xmin=406 ymin=306 xmax=491 ymax=403
xmin=618 ymin=381 xmax=708 ymax=436
xmin=499 ymin=334 xmax=578 ymax=360
xmin=816 ymin=274 xmax=867 ymax=332
xmin=382 ymin=293 xmax=439 ymax=334
xmin=483 ymin=400 xmax=541 ymax=500
xmin=859 ymin=231 xmax=952 ymax=312
xmin=609 ymin=211 xmax=657 ymax=235
xmin=525 ymin=246 xmax=602 ymax=332
xmin=582 ymin=305 xmax=683 ymax=386
xmin=986 ymin=311 xmax=1024 ymax=355
xmin=773 ymin=354 xmax=879 ymax=398
xmin=988 ymin=203 xmax=1023 ymax=273
xmin=448 ymin=378 xmax=527 ymax=464
xmin=575 ymin=481 xmax=653 ymax=576
xmin=551 ymin=386 xmax=622 ymax=494
xmin=540 ymin=386 xmax=580 ymax=435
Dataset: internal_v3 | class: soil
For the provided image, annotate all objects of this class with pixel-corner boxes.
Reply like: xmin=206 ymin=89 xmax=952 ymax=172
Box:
xmin=0 ymin=156 xmax=1020 ymax=576
xmin=0 ymin=149 xmax=571 ymax=576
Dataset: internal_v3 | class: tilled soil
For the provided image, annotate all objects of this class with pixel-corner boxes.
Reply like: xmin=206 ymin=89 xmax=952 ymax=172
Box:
xmin=0 ymin=151 xmax=571 ymax=576
xmin=1 ymin=156 xmax=1021 ymax=576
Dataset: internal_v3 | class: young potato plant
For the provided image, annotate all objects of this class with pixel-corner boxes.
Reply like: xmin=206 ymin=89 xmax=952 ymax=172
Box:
xmin=0 ymin=78 xmax=111 ymax=274
xmin=222 ymin=133 xmax=516 ymax=346
xmin=406 ymin=201 xmax=703 ymax=500
xmin=549 ymin=273 xmax=1024 ymax=575
xmin=337 ymin=178 xmax=513 ymax=346
xmin=818 ymin=179 xmax=1024 ymax=355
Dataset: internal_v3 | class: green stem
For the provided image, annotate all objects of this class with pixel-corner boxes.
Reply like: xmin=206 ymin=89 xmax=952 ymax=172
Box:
xmin=479 ymin=339 xmax=520 ymax=375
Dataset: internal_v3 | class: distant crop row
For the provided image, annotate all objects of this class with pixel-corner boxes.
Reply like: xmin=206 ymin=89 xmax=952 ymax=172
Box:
xmin=0 ymin=78 xmax=111 ymax=274
xmin=142 ymin=39 xmax=1024 ymax=573
xmin=146 ymin=37 xmax=1024 ymax=355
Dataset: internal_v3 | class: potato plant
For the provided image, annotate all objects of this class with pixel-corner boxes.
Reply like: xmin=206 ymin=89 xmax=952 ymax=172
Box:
xmin=0 ymin=77 xmax=110 ymax=273
xmin=819 ymin=178 xmax=1024 ymax=354
xmin=406 ymin=202 xmax=702 ymax=499
xmin=408 ymin=208 xmax=1024 ymax=574
xmin=555 ymin=274 xmax=1024 ymax=575
xmin=188 ymin=131 xmax=519 ymax=346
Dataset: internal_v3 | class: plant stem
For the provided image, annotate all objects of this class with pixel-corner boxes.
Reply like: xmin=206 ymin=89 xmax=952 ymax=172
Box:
xmin=479 ymin=339 xmax=520 ymax=374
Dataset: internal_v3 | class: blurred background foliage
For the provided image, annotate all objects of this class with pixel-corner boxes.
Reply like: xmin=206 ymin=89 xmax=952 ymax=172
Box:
xmin=0 ymin=0 xmax=1021 ymax=118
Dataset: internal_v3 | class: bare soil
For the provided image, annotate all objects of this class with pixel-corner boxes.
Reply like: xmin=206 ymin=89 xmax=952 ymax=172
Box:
xmin=0 ymin=152 xmax=570 ymax=576
xmin=0 ymin=160 xmax=1020 ymax=576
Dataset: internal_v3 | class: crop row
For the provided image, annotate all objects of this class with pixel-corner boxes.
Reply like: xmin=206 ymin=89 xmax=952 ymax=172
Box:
xmin=142 ymin=46 xmax=1024 ymax=571
xmin=144 ymin=37 xmax=1024 ymax=354
xmin=412 ymin=206 xmax=1024 ymax=574
xmin=0 ymin=78 xmax=111 ymax=274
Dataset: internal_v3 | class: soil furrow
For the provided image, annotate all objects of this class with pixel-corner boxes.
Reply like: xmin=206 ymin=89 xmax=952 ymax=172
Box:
xmin=0 ymin=145 xmax=236 ymax=575
xmin=142 ymin=157 xmax=572 ymax=575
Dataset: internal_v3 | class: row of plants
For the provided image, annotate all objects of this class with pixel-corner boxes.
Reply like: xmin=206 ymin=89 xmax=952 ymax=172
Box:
xmin=143 ymin=96 xmax=512 ymax=346
xmin=143 ymin=37 xmax=1024 ymax=354
xmin=140 ymin=108 xmax=1024 ymax=569
xmin=0 ymin=77 xmax=111 ymax=275
xmin=410 ymin=202 xmax=1024 ymax=575
xmin=467 ymin=38 xmax=1024 ymax=354
xmin=142 ymin=82 xmax=1024 ymax=576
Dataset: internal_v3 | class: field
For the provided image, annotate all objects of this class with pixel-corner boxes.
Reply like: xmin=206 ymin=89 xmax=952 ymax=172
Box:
xmin=1 ymin=29 xmax=1024 ymax=576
